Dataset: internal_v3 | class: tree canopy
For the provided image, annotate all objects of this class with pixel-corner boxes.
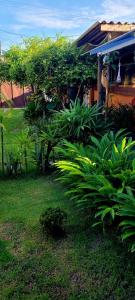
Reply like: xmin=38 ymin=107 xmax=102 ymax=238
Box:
xmin=1 ymin=36 xmax=97 ymax=101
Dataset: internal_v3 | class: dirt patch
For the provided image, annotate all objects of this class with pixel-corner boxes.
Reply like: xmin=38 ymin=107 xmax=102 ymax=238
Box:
xmin=70 ymin=271 xmax=86 ymax=291
xmin=0 ymin=222 xmax=14 ymax=241
xmin=0 ymin=221 xmax=26 ymax=256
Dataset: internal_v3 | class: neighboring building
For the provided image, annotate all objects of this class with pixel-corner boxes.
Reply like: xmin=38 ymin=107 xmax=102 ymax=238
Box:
xmin=76 ymin=21 xmax=135 ymax=106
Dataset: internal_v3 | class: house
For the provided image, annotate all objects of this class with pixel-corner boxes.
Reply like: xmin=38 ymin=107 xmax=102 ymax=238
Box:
xmin=76 ymin=21 xmax=135 ymax=106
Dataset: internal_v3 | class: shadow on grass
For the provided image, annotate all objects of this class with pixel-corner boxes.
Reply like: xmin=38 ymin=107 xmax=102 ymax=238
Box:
xmin=0 ymin=240 xmax=14 ymax=264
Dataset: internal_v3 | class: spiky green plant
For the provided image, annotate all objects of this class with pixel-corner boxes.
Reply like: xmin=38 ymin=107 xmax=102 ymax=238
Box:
xmin=30 ymin=117 xmax=64 ymax=172
xmin=5 ymin=144 xmax=22 ymax=176
xmin=117 ymin=188 xmax=135 ymax=252
xmin=55 ymin=131 xmax=135 ymax=240
xmin=54 ymin=101 xmax=111 ymax=144
xmin=17 ymin=128 xmax=33 ymax=172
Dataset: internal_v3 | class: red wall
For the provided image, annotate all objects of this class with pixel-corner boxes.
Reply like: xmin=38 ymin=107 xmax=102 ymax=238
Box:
xmin=1 ymin=82 xmax=31 ymax=107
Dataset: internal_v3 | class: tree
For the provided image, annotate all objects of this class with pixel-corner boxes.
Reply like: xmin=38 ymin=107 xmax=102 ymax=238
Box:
xmin=0 ymin=60 xmax=10 ymax=105
xmin=5 ymin=46 xmax=27 ymax=102
xmin=43 ymin=41 xmax=97 ymax=101
xmin=4 ymin=36 xmax=97 ymax=105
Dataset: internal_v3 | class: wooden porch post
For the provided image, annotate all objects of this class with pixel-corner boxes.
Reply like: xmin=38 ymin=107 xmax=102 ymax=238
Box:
xmin=97 ymin=55 xmax=103 ymax=106
xmin=105 ymin=64 xmax=110 ymax=110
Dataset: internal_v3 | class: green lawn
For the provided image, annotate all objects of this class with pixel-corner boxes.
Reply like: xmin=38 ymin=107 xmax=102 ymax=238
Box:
xmin=1 ymin=109 xmax=135 ymax=300
xmin=0 ymin=108 xmax=34 ymax=174
xmin=2 ymin=109 xmax=25 ymax=144
xmin=0 ymin=176 xmax=135 ymax=300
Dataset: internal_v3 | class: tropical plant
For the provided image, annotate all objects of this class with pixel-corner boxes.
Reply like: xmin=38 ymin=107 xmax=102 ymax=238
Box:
xmin=89 ymin=131 xmax=135 ymax=176
xmin=55 ymin=132 xmax=135 ymax=244
xmin=24 ymin=92 xmax=58 ymax=122
xmin=5 ymin=144 xmax=22 ymax=176
xmin=39 ymin=123 xmax=60 ymax=171
xmin=17 ymin=128 xmax=33 ymax=172
xmin=54 ymin=101 xmax=111 ymax=144
xmin=117 ymin=188 xmax=135 ymax=252
xmin=29 ymin=116 xmax=63 ymax=172
xmin=28 ymin=100 xmax=109 ymax=172
xmin=56 ymin=129 xmax=135 ymax=177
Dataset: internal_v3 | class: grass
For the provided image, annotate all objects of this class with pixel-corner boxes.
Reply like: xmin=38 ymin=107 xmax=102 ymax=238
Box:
xmin=1 ymin=108 xmax=25 ymax=144
xmin=1 ymin=109 xmax=135 ymax=299
xmin=0 ymin=176 xmax=135 ymax=300
xmin=0 ymin=108 xmax=34 ymax=174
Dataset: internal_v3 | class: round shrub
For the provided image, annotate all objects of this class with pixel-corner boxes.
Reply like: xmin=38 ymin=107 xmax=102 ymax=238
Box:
xmin=39 ymin=207 xmax=67 ymax=237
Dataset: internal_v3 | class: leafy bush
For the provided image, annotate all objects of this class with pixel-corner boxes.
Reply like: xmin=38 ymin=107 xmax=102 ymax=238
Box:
xmin=39 ymin=207 xmax=67 ymax=237
xmin=24 ymin=93 xmax=44 ymax=121
xmin=29 ymin=100 xmax=112 ymax=172
xmin=55 ymin=131 xmax=135 ymax=251
xmin=29 ymin=117 xmax=63 ymax=172
xmin=117 ymin=188 xmax=135 ymax=252
xmin=53 ymin=100 xmax=112 ymax=144
xmin=4 ymin=128 xmax=34 ymax=176
xmin=24 ymin=92 xmax=57 ymax=122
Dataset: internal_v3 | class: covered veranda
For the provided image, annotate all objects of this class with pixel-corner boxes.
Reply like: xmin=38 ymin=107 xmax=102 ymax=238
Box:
xmin=87 ymin=30 xmax=135 ymax=107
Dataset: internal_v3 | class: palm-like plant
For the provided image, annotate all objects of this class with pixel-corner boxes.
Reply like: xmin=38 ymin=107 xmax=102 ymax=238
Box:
xmin=89 ymin=131 xmax=135 ymax=177
xmin=30 ymin=117 xmax=64 ymax=172
xmin=55 ymin=131 xmax=135 ymax=243
xmin=39 ymin=122 xmax=60 ymax=171
xmin=55 ymin=101 xmax=111 ymax=144
xmin=17 ymin=128 xmax=33 ymax=172
xmin=6 ymin=144 xmax=22 ymax=175
xmin=117 ymin=188 xmax=135 ymax=252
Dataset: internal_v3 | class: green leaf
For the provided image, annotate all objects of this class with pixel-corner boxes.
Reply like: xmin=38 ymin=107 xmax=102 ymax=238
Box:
xmin=121 ymin=137 xmax=126 ymax=152
xmin=121 ymin=230 xmax=135 ymax=240
xmin=92 ymin=221 xmax=102 ymax=228
xmin=101 ymin=207 xmax=113 ymax=221
xmin=119 ymin=220 xmax=135 ymax=227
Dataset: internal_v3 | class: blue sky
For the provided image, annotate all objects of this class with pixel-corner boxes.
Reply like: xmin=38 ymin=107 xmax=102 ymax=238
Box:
xmin=0 ymin=0 xmax=134 ymax=50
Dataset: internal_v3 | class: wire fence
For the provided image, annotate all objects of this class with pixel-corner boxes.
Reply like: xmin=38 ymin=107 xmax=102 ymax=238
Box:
xmin=0 ymin=141 xmax=38 ymax=176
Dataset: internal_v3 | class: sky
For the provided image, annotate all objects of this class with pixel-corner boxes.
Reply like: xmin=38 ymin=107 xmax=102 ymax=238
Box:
xmin=0 ymin=0 xmax=134 ymax=50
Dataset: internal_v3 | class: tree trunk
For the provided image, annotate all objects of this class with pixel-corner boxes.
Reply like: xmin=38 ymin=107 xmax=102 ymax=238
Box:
xmin=11 ymin=81 xmax=14 ymax=101
xmin=31 ymin=85 xmax=35 ymax=93
xmin=97 ymin=56 xmax=103 ymax=107
xmin=1 ymin=121 xmax=4 ymax=173
xmin=0 ymin=81 xmax=2 ymax=108
xmin=23 ymin=85 xmax=25 ymax=106
xmin=76 ymin=84 xmax=82 ymax=100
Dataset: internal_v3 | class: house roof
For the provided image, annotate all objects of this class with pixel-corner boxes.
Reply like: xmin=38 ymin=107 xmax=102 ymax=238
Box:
xmin=76 ymin=21 xmax=135 ymax=50
xmin=76 ymin=21 xmax=107 ymax=47
xmin=89 ymin=30 xmax=135 ymax=56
